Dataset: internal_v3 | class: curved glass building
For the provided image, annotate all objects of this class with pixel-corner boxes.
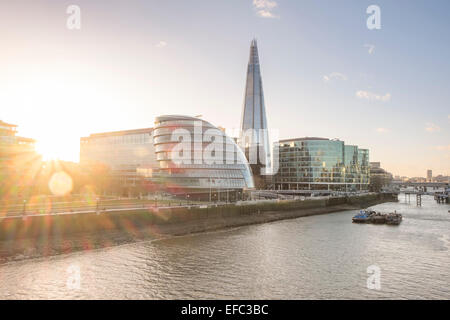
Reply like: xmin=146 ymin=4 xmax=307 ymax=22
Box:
xmin=153 ymin=115 xmax=254 ymax=200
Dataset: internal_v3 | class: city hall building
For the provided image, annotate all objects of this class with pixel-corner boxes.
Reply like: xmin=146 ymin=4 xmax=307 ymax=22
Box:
xmin=273 ymin=137 xmax=370 ymax=191
xmin=80 ymin=115 xmax=255 ymax=199
xmin=152 ymin=115 xmax=254 ymax=200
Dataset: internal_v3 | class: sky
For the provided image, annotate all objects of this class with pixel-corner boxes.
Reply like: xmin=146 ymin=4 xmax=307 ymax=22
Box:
xmin=0 ymin=0 xmax=449 ymax=177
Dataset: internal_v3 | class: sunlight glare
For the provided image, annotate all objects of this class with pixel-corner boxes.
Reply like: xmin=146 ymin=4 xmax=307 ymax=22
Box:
xmin=36 ymin=138 xmax=78 ymax=161
xmin=48 ymin=171 xmax=73 ymax=196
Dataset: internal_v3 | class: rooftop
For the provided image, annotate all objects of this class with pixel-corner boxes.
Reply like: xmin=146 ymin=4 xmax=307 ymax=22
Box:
xmin=0 ymin=120 xmax=18 ymax=128
xmin=82 ymin=127 xmax=153 ymax=139
xmin=279 ymin=137 xmax=330 ymax=143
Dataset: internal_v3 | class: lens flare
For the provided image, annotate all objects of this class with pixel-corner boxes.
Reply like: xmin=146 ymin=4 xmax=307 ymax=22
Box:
xmin=48 ymin=171 xmax=73 ymax=196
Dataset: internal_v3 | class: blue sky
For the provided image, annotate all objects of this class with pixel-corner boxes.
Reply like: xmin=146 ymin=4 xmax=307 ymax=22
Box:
xmin=0 ymin=0 xmax=449 ymax=176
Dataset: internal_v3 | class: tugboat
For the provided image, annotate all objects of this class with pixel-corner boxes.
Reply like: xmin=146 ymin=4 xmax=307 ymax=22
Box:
xmin=352 ymin=210 xmax=372 ymax=223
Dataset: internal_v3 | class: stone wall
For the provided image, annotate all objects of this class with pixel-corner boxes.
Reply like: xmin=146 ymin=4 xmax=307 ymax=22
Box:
xmin=0 ymin=193 xmax=397 ymax=241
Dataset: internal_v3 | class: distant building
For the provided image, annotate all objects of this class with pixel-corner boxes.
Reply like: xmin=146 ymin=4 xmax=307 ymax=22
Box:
xmin=427 ymin=169 xmax=432 ymax=182
xmin=408 ymin=177 xmax=427 ymax=183
xmin=433 ymin=175 xmax=450 ymax=183
xmin=392 ymin=175 xmax=408 ymax=183
xmin=370 ymin=162 xmax=381 ymax=169
xmin=370 ymin=162 xmax=393 ymax=191
xmin=152 ymin=115 xmax=254 ymax=200
xmin=80 ymin=128 xmax=158 ymax=192
xmin=0 ymin=120 xmax=40 ymax=197
xmin=0 ymin=120 xmax=36 ymax=149
xmin=273 ymin=137 xmax=369 ymax=191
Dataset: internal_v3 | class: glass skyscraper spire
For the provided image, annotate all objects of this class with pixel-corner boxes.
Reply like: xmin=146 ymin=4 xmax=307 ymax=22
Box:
xmin=239 ymin=39 xmax=271 ymax=175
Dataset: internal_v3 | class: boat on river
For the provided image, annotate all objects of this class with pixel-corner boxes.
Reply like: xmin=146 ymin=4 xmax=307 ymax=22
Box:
xmin=352 ymin=210 xmax=402 ymax=225
xmin=352 ymin=210 xmax=374 ymax=223
xmin=370 ymin=212 xmax=386 ymax=224
xmin=385 ymin=212 xmax=402 ymax=225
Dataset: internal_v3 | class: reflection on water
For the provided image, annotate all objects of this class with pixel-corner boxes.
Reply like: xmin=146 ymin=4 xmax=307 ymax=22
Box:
xmin=0 ymin=195 xmax=449 ymax=299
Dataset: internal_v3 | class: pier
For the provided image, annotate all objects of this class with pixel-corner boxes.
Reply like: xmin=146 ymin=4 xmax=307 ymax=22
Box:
xmin=403 ymin=188 xmax=449 ymax=205
xmin=434 ymin=193 xmax=449 ymax=204
xmin=404 ymin=191 xmax=424 ymax=206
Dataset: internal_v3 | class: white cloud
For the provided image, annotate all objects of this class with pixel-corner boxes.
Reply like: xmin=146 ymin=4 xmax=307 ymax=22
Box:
xmin=376 ymin=127 xmax=390 ymax=133
xmin=253 ymin=0 xmax=277 ymax=9
xmin=425 ymin=122 xmax=441 ymax=132
xmin=356 ymin=90 xmax=391 ymax=102
xmin=253 ymin=0 xmax=279 ymax=18
xmin=364 ymin=44 xmax=375 ymax=54
xmin=156 ymin=41 xmax=167 ymax=48
xmin=323 ymin=72 xmax=347 ymax=83
xmin=256 ymin=10 xmax=277 ymax=18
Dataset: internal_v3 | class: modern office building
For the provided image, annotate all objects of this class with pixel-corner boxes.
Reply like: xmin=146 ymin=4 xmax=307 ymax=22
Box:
xmin=0 ymin=120 xmax=40 ymax=197
xmin=0 ymin=120 xmax=36 ymax=150
xmin=80 ymin=128 xmax=158 ymax=191
xmin=273 ymin=137 xmax=370 ymax=191
xmin=358 ymin=149 xmax=370 ymax=185
xmin=239 ymin=39 xmax=271 ymax=177
xmin=153 ymin=115 xmax=254 ymax=200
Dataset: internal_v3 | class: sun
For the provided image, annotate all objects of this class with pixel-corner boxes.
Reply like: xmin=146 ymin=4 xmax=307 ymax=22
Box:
xmin=35 ymin=138 xmax=79 ymax=162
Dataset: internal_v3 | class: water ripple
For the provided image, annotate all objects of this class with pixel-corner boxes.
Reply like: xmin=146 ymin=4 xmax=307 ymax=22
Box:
xmin=0 ymin=195 xmax=449 ymax=299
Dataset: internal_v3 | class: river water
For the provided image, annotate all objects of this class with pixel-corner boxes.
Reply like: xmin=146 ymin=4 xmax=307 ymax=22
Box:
xmin=0 ymin=195 xmax=449 ymax=299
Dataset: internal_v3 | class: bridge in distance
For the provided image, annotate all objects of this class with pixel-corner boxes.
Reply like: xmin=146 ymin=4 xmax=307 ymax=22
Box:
xmin=391 ymin=181 xmax=448 ymax=188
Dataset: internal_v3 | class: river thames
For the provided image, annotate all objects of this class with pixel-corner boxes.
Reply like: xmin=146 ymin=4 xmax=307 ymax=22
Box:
xmin=0 ymin=195 xmax=448 ymax=299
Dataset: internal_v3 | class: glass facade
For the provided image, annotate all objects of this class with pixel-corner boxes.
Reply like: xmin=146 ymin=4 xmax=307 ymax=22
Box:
xmin=239 ymin=39 xmax=271 ymax=172
xmin=0 ymin=120 xmax=39 ymax=194
xmin=0 ymin=120 xmax=36 ymax=164
xmin=80 ymin=128 xmax=158 ymax=186
xmin=358 ymin=149 xmax=370 ymax=185
xmin=153 ymin=115 xmax=254 ymax=196
xmin=274 ymin=138 xmax=369 ymax=191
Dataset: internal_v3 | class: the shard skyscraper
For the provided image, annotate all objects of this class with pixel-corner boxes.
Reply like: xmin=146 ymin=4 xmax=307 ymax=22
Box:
xmin=239 ymin=39 xmax=271 ymax=177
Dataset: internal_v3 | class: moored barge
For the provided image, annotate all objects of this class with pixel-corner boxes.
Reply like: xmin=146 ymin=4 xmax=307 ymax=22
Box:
xmin=352 ymin=210 xmax=402 ymax=225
